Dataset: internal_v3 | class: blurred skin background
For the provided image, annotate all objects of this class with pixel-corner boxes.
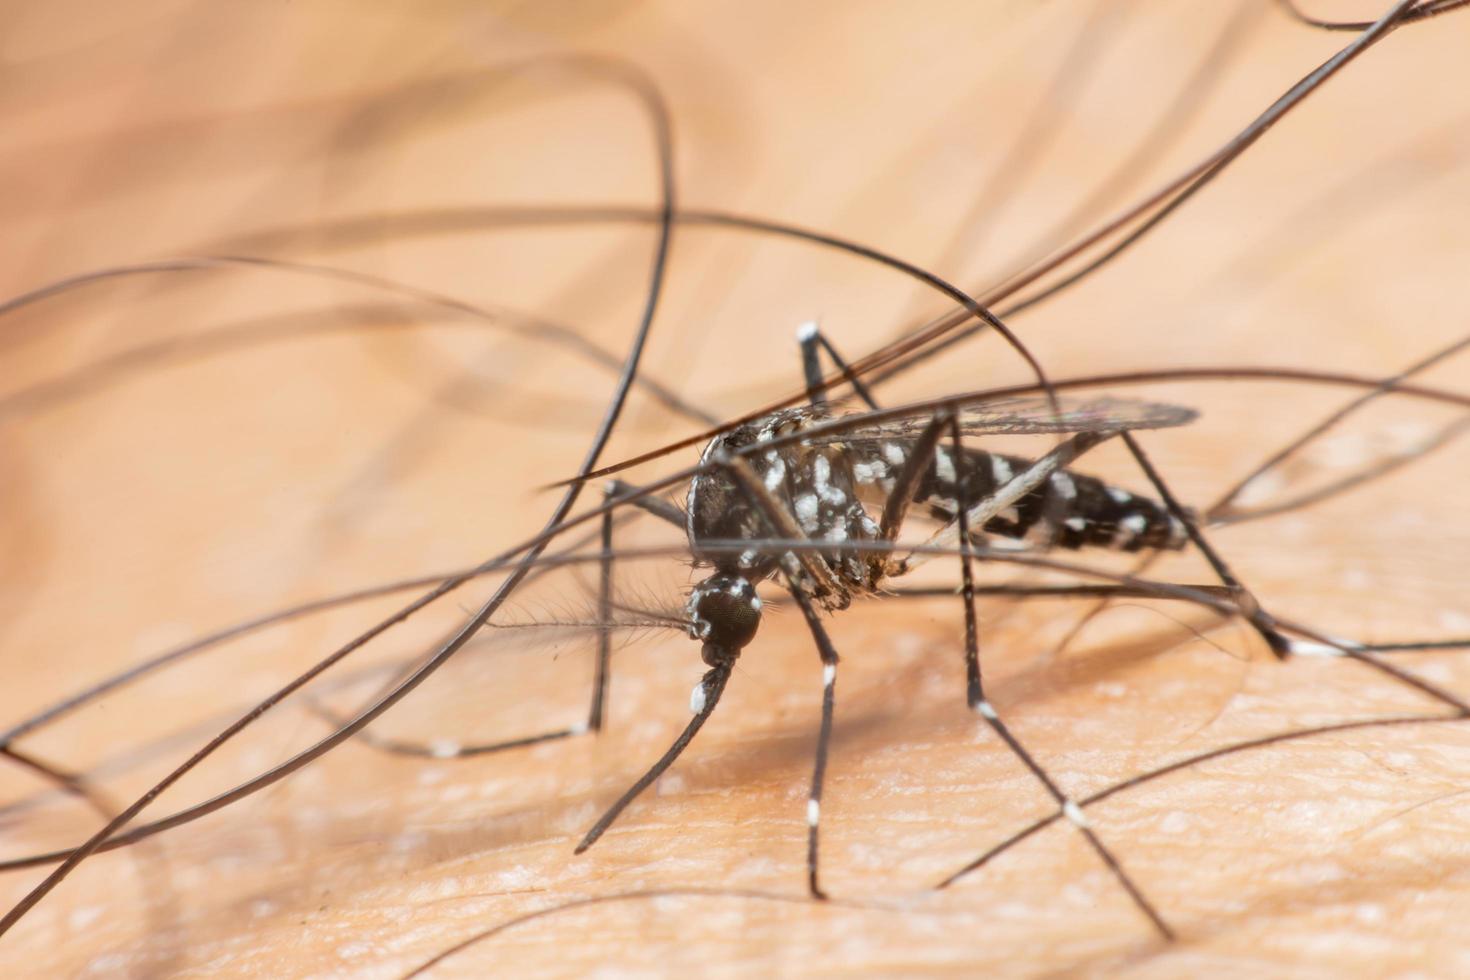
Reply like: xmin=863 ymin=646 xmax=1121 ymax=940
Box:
xmin=2 ymin=1 xmax=1469 ymax=975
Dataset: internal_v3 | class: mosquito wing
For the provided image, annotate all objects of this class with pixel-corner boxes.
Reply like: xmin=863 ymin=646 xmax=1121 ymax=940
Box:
xmin=803 ymin=395 xmax=1197 ymax=444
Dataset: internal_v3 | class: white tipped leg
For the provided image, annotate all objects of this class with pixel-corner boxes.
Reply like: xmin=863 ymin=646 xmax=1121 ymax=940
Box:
xmin=1062 ymin=798 xmax=1091 ymax=830
xmin=791 ymin=589 xmax=840 ymax=900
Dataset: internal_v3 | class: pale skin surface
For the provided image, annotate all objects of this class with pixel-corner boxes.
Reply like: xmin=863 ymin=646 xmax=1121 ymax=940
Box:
xmin=2 ymin=2 xmax=1470 ymax=977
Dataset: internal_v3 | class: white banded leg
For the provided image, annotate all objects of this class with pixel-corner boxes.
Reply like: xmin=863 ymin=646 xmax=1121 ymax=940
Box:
xmin=1117 ymin=431 xmax=1292 ymax=658
xmin=942 ymin=416 xmax=1174 ymax=940
xmin=576 ymin=662 xmax=735 ymax=854
xmin=790 ymin=588 xmax=841 ymax=900
xmin=797 ymin=320 xmax=880 ymax=410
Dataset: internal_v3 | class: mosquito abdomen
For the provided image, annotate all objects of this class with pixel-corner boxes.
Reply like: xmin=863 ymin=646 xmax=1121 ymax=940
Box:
xmin=857 ymin=442 xmax=1190 ymax=553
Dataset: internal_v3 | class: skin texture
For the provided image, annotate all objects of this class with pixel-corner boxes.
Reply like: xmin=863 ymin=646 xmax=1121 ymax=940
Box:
xmin=2 ymin=1 xmax=1469 ymax=976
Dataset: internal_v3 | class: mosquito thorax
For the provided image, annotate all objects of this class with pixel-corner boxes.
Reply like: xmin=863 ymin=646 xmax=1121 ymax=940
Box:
xmin=686 ymin=573 xmax=763 ymax=664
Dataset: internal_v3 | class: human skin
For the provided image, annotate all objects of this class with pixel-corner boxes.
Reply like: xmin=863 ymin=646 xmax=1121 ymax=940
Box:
xmin=2 ymin=2 xmax=1469 ymax=976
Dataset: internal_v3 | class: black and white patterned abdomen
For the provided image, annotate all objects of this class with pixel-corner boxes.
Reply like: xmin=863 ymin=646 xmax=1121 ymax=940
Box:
xmin=864 ymin=441 xmax=1192 ymax=553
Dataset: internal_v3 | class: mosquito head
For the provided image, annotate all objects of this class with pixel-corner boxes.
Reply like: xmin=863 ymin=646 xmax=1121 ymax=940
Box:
xmin=686 ymin=573 xmax=762 ymax=664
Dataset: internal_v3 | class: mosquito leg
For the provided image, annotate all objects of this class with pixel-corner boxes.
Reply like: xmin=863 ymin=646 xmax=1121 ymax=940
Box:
xmin=1361 ymin=639 xmax=1470 ymax=653
xmin=1116 ymin=434 xmax=1470 ymax=715
xmin=940 ymin=417 xmax=1175 ymax=941
xmin=701 ymin=447 xmax=844 ymax=895
xmin=704 ymin=433 xmax=873 ymax=898
xmin=1118 ymin=431 xmax=1291 ymax=657
xmin=788 ymin=587 xmax=840 ymax=900
xmin=876 ymin=409 xmax=955 ymax=547
xmin=575 ymin=661 xmax=735 ymax=854
xmin=586 ymin=479 xmax=693 ymax=731
xmin=948 ymin=418 xmax=984 ymax=708
xmin=588 ymin=499 xmax=615 ymax=733
xmin=797 ymin=320 xmax=881 ymax=410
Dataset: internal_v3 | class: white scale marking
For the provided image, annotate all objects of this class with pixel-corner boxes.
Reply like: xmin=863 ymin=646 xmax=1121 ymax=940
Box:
xmin=806 ymin=799 xmax=821 ymax=826
xmin=934 ymin=447 xmax=956 ymax=484
xmin=990 ymin=456 xmax=1012 ymax=483
xmin=813 ymin=455 xmax=847 ymax=505
xmin=690 ymin=681 xmax=708 ymax=714
xmin=975 ymin=700 xmax=999 ymax=720
xmin=1065 ymin=517 xmax=1086 ymax=531
xmin=1052 ymin=472 xmax=1076 ymax=500
xmin=1167 ymin=518 xmax=1189 ymax=547
xmin=813 ymin=455 xmax=831 ymax=490
xmin=882 ymin=443 xmax=906 ymax=466
xmin=794 ymin=494 xmax=820 ymax=529
xmin=823 ymin=663 xmax=836 ymax=686
xmin=1287 ymin=639 xmax=1351 ymax=657
xmin=429 ymin=739 xmax=462 ymax=759
xmin=1062 ymin=799 xmax=1091 ymax=830
xmin=763 ymin=455 xmax=786 ymax=491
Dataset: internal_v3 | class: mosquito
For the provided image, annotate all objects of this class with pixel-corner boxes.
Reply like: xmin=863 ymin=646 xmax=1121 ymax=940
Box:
xmin=2 ymin=1 xmax=1469 ymax=975
xmin=581 ymin=319 xmax=1216 ymax=938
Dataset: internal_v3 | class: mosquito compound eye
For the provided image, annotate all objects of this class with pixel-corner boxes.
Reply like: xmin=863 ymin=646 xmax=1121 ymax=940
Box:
xmin=687 ymin=574 xmax=762 ymax=653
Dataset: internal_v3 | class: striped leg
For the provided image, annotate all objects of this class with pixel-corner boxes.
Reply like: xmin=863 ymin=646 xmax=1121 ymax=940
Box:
xmin=790 ymin=588 xmax=840 ymax=900
xmin=797 ymin=320 xmax=880 ymax=410
xmin=1118 ymin=431 xmax=1291 ymax=657
xmin=941 ymin=416 xmax=1174 ymax=940
xmin=1118 ymin=433 xmax=1470 ymax=716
